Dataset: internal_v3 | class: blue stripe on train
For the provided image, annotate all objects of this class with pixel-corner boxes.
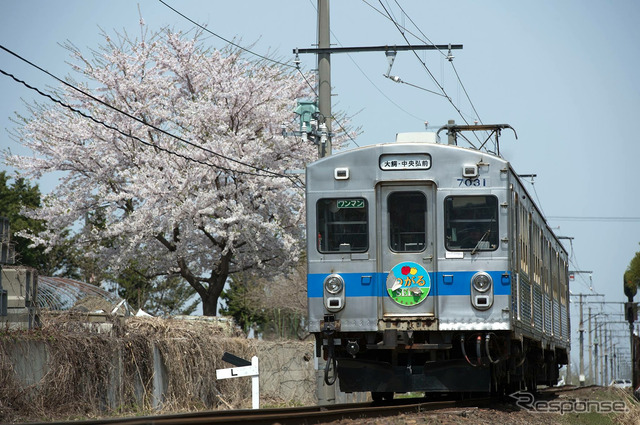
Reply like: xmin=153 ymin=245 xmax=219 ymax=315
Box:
xmin=307 ymin=271 xmax=511 ymax=298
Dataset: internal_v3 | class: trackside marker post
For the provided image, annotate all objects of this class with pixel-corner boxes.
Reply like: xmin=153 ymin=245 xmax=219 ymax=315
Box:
xmin=216 ymin=354 xmax=259 ymax=409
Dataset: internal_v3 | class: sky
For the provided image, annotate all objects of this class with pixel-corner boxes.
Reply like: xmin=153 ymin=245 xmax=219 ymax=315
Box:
xmin=1 ymin=0 xmax=640 ymax=379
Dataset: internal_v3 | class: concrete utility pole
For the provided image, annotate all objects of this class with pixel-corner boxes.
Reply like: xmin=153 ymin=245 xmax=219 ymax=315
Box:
xmin=570 ymin=275 xmax=598 ymax=386
xmin=579 ymin=293 xmax=584 ymax=386
xmin=588 ymin=307 xmax=593 ymax=383
xmin=594 ymin=316 xmax=599 ymax=385
xmin=317 ymin=0 xmax=331 ymax=158
xmin=296 ymin=1 xmax=462 ymax=159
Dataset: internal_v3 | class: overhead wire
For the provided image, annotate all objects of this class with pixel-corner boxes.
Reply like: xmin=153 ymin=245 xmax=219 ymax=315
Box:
xmin=160 ymin=0 xmax=359 ymax=149
xmin=374 ymin=1 xmax=487 ymax=150
xmin=0 ymin=67 xmax=301 ymax=183
xmin=0 ymin=44 xmax=303 ymax=185
xmin=547 ymin=216 xmax=640 ymax=222
xmin=390 ymin=0 xmax=484 ymax=125
xmin=362 ymin=0 xmax=485 ymax=145
xmin=157 ymin=0 xmax=295 ymax=69
xmin=306 ymin=1 xmax=425 ymax=122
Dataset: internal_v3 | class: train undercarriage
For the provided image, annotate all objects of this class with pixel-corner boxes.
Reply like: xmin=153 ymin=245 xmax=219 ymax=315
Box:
xmin=317 ymin=326 xmax=568 ymax=400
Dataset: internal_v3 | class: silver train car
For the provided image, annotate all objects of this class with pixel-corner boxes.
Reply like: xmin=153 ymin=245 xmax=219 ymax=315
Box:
xmin=306 ymin=126 xmax=570 ymax=399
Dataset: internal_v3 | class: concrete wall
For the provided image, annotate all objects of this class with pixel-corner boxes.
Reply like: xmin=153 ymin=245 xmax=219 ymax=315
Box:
xmin=1 ymin=335 xmax=365 ymax=414
xmin=0 ymin=266 xmax=38 ymax=330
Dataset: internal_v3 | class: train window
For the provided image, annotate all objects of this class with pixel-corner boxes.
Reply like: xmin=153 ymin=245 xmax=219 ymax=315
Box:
xmin=316 ymin=198 xmax=368 ymax=253
xmin=445 ymin=195 xmax=499 ymax=251
xmin=388 ymin=191 xmax=426 ymax=252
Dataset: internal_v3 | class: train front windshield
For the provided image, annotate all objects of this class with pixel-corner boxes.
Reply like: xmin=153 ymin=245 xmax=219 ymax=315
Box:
xmin=316 ymin=198 xmax=368 ymax=253
xmin=445 ymin=195 xmax=499 ymax=251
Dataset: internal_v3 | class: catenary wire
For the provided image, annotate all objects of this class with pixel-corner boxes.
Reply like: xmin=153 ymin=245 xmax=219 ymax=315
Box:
xmin=547 ymin=216 xmax=640 ymax=222
xmin=390 ymin=0 xmax=484 ymax=125
xmin=364 ymin=0 xmax=485 ymax=141
xmin=306 ymin=0 xmax=425 ymax=122
xmin=375 ymin=0 xmax=484 ymax=149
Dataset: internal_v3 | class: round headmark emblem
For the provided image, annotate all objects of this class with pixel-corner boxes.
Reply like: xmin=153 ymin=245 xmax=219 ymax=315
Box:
xmin=386 ymin=261 xmax=431 ymax=306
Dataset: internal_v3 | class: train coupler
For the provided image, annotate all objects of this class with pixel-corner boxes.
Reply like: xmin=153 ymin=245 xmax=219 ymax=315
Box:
xmin=321 ymin=314 xmax=340 ymax=333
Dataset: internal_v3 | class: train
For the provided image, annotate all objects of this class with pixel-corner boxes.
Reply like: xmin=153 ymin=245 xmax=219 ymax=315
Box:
xmin=306 ymin=124 xmax=570 ymax=400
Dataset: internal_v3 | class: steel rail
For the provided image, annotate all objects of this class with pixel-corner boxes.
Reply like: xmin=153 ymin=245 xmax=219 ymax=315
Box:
xmin=27 ymin=397 xmax=492 ymax=425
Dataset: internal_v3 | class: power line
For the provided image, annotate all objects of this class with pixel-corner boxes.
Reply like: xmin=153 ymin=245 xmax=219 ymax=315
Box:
xmin=0 ymin=44 xmax=300 ymax=183
xmin=306 ymin=0 xmax=425 ymax=123
xmin=364 ymin=0 xmax=485 ymax=134
xmin=375 ymin=1 xmax=477 ymax=134
xmin=547 ymin=216 xmax=640 ymax=222
xmin=0 ymin=67 xmax=301 ymax=183
xmin=389 ymin=0 xmax=483 ymax=125
xmin=160 ymin=0 xmax=358 ymax=149
xmin=157 ymin=0 xmax=295 ymax=69
xmin=449 ymin=62 xmax=484 ymax=125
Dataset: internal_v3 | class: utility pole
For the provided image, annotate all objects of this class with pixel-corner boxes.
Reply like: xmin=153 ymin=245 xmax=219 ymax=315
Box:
xmin=317 ymin=0 xmax=331 ymax=158
xmin=579 ymin=293 xmax=584 ymax=386
xmin=604 ymin=323 xmax=609 ymax=385
xmin=296 ymin=1 xmax=462 ymax=159
xmin=624 ymin=271 xmax=637 ymax=392
xmin=570 ymin=282 xmax=599 ymax=386
xmin=594 ymin=316 xmax=599 ymax=385
xmin=589 ymin=306 xmax=595 ymax=385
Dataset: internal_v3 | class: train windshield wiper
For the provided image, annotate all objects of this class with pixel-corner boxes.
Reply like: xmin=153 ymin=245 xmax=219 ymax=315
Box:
xmin=471 ymin=230 xmax=491 ymax=255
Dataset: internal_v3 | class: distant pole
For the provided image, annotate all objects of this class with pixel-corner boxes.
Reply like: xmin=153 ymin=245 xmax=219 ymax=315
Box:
xmin=594 ymin=317 xmax=599 ymax=385
xmin=317 ymin=0 xmax=331 ymax=158
xmin=604 ymin=324 xmax=609 ymax=385
xmin=589 ymin=306 xmax=596 ymax=385
xmin=631 ymin=320 xmax=635 ymax=389
xmin=600 ymin=322 xmax=605 ymax=384
xmin=579 ymin=293 xmax=585 ymax=386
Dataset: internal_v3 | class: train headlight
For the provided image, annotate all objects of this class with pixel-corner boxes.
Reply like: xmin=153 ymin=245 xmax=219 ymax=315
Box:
xmin=324 ymin=274 xmax=344 ymax=294
xmin=472 ymin=272 xmax=492 ymax=293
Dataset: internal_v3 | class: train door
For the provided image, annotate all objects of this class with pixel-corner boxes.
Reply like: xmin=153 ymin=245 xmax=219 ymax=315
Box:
xmin=377 ymin=184 xmax=436 ymax=317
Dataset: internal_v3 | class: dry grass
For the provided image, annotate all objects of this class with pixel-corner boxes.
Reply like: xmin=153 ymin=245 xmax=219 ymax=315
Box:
xmin=0 ymin=312 xmax=254 ymax=423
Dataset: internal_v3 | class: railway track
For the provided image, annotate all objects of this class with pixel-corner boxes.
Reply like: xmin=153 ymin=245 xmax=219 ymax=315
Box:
xmin=32 ymin=397 xmax=492 ymax=425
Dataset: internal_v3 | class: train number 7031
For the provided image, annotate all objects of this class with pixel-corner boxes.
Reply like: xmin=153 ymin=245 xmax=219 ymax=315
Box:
xmin=457 ymin=178 xmax=488 ymax=187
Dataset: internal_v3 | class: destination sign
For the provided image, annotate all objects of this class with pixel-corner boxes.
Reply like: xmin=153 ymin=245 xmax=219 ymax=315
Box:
xmin=379 ymin=153 xmax=431 ymax=170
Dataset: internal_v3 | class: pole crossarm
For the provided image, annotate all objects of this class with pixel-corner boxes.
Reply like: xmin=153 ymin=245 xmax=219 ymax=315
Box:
xmin=435 ymin=123 xmax=517 ymax=155
xmin=294 ymin=44 xmax=463 ymax=55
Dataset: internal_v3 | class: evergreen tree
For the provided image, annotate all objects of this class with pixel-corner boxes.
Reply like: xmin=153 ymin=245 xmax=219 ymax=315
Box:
xmin=624 ymin=248 xmax=640 ymax=300
xmin=114 ymin=261 xmax=198 ymax=316
xmin=0 ymin=171 xmax=81 ymax=276
xmin=220 ymin=272 xmax=267 ymax=334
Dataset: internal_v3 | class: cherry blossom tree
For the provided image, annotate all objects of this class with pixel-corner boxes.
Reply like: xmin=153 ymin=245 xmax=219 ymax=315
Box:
xmin=6 ymin=26 xmax=343 ymax=315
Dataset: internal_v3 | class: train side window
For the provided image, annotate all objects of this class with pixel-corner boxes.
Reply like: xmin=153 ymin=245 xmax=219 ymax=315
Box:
xmin=445 ymin=195 xmax=499 ymax=251
xmin=316 ymin=198 xmax=368 ymax=253
xmin=388 ymin=191 xmax=426 ymax=252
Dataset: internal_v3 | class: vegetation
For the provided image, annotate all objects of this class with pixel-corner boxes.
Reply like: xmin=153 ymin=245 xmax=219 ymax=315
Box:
xmin=221 ymin=261 xmax=307 ymax=339
xmin=624 ymin=248 xmax=640 ymax=300
xmin=0 ymin=171 xmax=79 ymax=276
xmin=3 ymin=23 xmax=352 ymax=316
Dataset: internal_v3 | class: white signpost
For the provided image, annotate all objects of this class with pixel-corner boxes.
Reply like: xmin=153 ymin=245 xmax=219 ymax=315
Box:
xmin=216 ymin=355 xmax=260 ymax=409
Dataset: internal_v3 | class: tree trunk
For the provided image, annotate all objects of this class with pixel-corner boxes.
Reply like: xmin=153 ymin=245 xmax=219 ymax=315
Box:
xmin=173 ymin=245 xmax=231 ymax=317
xmin=201 ymin=293 xmax=219 ymax=316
